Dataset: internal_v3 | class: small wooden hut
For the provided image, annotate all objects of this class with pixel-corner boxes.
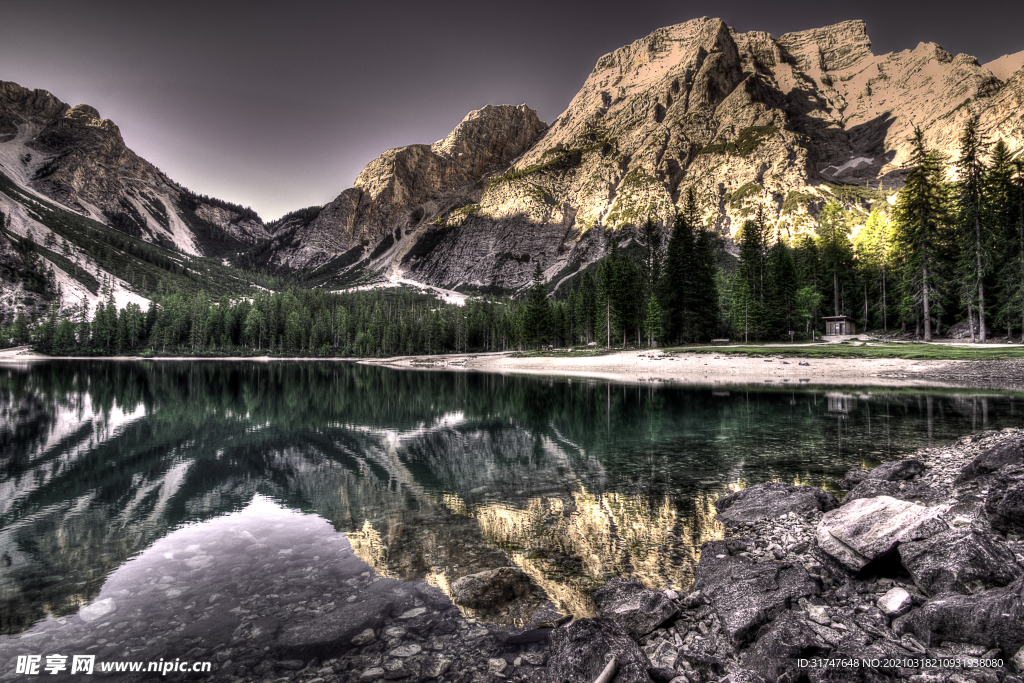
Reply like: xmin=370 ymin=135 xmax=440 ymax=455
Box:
xmin=822 ymin=315 xmax=856 ymax=336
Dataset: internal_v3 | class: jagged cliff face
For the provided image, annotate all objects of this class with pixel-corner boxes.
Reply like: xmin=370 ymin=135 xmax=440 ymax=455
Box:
xmin=274 ymin=18 xmax=1024 ymax=293
xmin=272 ymin=104 xmax=547 ymax=272
xmin=0 ymin=81 xmax=270 ymax=257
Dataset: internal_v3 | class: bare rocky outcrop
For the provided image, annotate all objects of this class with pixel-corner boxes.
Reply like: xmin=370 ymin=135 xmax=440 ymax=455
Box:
xmin=0 ymin=80 xmax=270 ymax=258
xmin=592 ymin=578 xmax=679 ymax=639
xmin=271 ymin=104 xmax=547 ymax=272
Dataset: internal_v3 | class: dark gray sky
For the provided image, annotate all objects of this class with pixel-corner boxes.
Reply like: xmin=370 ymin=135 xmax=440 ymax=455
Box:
xmin=2 ymin=0 xmax=1021 ymax=221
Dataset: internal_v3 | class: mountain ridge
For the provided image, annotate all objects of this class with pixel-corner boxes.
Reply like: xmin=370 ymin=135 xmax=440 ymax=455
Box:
xmin=267 ymin=17 xmax=1024 ymax=294
xmin=2 ymin=16 xmax=1024 ymax=313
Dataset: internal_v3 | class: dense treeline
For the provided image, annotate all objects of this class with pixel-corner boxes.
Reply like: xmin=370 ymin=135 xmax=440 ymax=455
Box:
xmin=7 ymin=282 xmax=640 ymax=356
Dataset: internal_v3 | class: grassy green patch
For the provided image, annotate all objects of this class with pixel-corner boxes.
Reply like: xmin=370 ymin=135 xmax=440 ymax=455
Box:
xmin=727 ymin=182 xmax=762 ymax=209
xmin=487 ymin=131 xmax=615 ymax=189
xmin=823 ymin=182 xmax=891 ymax=205
xmin=432 ymin=203 xmax=480 ymax=228
xmin=673 ymin=343 xmax=1024 ymax=361
xmin=698 ymin=126 xmax=778 ymax=158
xmin=781 ymin=191 xmax=819 ymax=215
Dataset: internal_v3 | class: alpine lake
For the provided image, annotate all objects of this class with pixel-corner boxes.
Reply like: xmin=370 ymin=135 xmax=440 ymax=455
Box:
xmin=1 ymin=361 xmax=1021 ymax=681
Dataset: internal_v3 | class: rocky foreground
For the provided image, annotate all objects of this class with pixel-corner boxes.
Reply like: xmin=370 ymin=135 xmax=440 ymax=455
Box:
xmin=531 ymin=428 xmax=1024 ymax=683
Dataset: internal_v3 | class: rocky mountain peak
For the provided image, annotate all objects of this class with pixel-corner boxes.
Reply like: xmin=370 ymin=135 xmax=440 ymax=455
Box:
xmin=430 ymin=104 xmax=547 ymax=176
xmin=275 ymin=104 xmax=546 ymax=271
xmin=778 ymin=20 xmax=873 ymax=73
xmin=65 ymin=103 xmax=103 ymax=122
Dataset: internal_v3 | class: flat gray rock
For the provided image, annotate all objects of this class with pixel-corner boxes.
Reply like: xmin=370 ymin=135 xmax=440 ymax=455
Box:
xmin=816 ymin=496 xmax=948 ymax=572
xmin=593 ymin=577 xmax=678 ymax=639
xmin=714 ymin=482 xmax=838 ymax=527
xmin=893 ymin=577 xmax=1024 ymax=653
xmin=898 ymin=528 xmax=1023 ymax=596
xmin=548 ymin=618 xmax=651 ymax=683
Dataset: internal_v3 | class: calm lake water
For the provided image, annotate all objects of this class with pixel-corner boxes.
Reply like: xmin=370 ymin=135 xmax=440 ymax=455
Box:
xmin=0 ymin=361 xmax=1021 ymax=679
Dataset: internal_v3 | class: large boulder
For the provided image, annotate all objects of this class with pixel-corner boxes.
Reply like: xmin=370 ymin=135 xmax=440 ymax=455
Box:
xmin=898 ymin=528 xmax=1023 ymax=596
xmin=548 ymin=618 xmax=651 ymax=683
xmin=692 ymin=541 xmax=820 ymax=645
xmin=893 ymin=578 xmax=1024 ymax=653
xmin=945 ymin=320 xmax=991 ymax=340
xmin=450 ymin=567 xmax=531 ymax=609
xmin=741 ymin=610 xmax=833 ymax=680
xmin=956 ymin=439 xmax=1024 ymax=483
xmin=714 ymin=483 xmax=839 ymax=526
xmin=985 ymin=464 xmax=1024 ymax=534
xmin=592 ymin=577 xmax=678 ymax=639
xmin=816 ymin=496 xmax=948 ymax=572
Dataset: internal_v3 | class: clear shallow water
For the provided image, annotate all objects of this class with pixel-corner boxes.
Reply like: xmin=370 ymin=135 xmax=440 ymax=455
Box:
xmin=1 ymin=361 xmax=1022 ymax=677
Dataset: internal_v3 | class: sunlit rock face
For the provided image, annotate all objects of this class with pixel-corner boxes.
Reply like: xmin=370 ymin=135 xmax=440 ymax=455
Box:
xmin=274 ymin=17 xmax=1024 ymax=294
xmin=271 ymin=104 xmax=548 ymax=271
xmin=0 ymin=81 xmax=270 ymax=257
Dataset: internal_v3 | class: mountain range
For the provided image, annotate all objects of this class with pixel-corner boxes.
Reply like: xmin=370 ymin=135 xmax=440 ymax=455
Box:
xmin=2 ymin=17 xmax=1023 ymax=316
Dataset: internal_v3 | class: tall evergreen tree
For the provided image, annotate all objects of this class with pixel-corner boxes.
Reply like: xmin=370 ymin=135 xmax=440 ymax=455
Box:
xmin=661 ymin=206 xmax=696 ymax=342
xmin=993 ymin=142 xmax=1024 ymax=339
xmin=891 ymin=128 xmax=950 ymax=341
xmin=524 ymin=262 xmax=549 ymax=348
xmin=854 ymin=209 xmax=894 ymax=331
xmin=817 ymin=202 xmax=852 ymax=316
xmin=953 ymin=116 xmax=994 ymax=341
xmin=766 ymin=236 xmax=797 ymax=338
xmin=691 ymin=220 xmax=721 ymax=342
xmin=733 ymin=208 xmax=771 ymax=341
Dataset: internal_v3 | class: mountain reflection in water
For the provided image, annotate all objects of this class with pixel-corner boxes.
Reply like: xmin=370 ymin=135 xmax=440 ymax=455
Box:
xmin=1 ymin=361 xmax=1020 ymax=642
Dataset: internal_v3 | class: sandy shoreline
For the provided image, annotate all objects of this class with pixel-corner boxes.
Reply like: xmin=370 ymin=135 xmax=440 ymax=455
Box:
xmin=4 ymin=345 xmax=1024 ymax=389
xmin=366 ymin=348 xmax=1024 ymax=390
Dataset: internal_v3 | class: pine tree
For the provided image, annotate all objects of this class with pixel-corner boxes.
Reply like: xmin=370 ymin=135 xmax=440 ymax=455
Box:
xmin=733 ymin=208 xmax=771 ymax=341
xmin=691 ymin=218 xmax=721 ymax=342
xmin=854 ymin=209 xmax=894 ymax=331
xmin=766 ymin=237 xmax=797 ymax=338
xmin=818 ymin=202 xmax=852 ymax=316
xmin=524 ymin=262 xmax=549 ymax=348
xmin=953 ymin=116 xmax=994 ymax=341
xmin=662 ymin=204 xmax=696 ymax=342
xmin=644 ymin=294 xmax=662 ymax=347
xmin=992 ymin=142 xmax=1024 ymax=339
xmin=891 ymin=128 xmax=950 ymax=341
